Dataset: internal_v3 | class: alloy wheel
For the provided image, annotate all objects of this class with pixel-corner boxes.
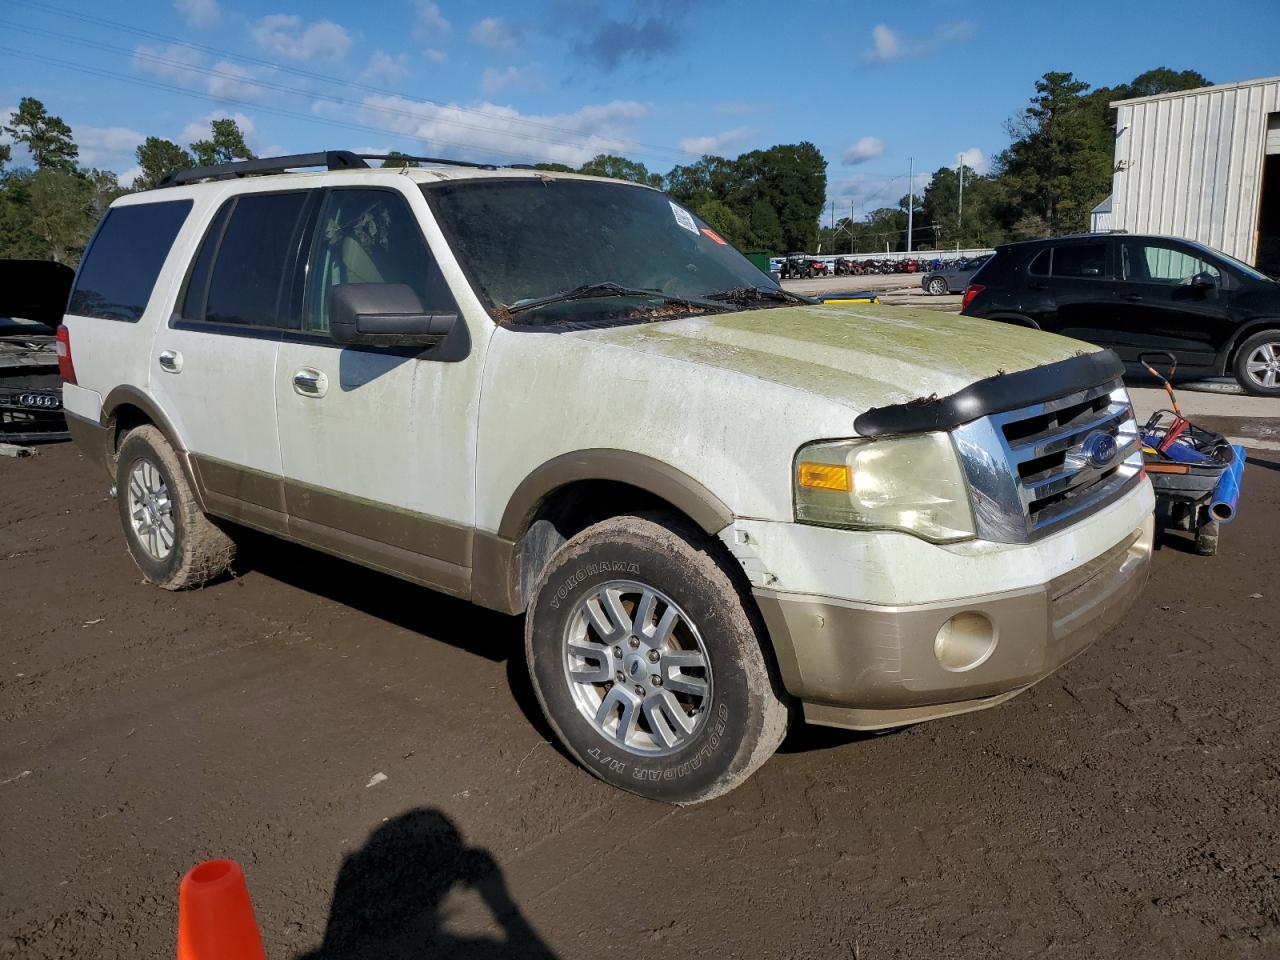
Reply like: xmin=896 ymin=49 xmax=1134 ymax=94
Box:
xmin=1245 ymin=341 xmax=1280 ymax=390
xmin=127 ymin=458 xmax=175 ymax=560
xmin=561 ymin=580 xmax=713 ymax=757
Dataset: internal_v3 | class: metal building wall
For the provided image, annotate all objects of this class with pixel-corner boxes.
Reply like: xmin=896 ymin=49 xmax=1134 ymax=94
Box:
xmin=1110 ymin=76 xmax=1280 ymax=265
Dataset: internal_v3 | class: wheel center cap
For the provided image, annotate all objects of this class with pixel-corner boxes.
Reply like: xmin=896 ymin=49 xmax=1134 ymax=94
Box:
xmin=624 ymin=653 xmax=648 ymax=680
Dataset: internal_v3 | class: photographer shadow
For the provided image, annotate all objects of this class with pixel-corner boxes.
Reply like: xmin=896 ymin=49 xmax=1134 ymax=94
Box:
xmin=298 ymin=808 xmax=557 ymax=960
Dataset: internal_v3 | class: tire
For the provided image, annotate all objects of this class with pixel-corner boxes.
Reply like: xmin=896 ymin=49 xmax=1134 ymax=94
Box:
xmin=115 ymin=425 xmax=236 ymax=590
xmin=1232 ymin=329 xmax=1280 ymax=396
xmin=524 ymin=512 xmax=790 ymax=804
xmin=927 ymin=277 xmax=948 ymax=296
xmin=1195 ymin=519 xmax=1220 ymax=556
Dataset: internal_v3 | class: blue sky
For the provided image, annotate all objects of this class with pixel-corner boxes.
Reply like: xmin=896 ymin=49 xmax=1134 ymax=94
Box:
xmin=3 ymin=0 xmax=1278 ymax=219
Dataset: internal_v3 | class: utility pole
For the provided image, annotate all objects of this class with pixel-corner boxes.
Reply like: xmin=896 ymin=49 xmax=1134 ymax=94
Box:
xmin=906 ymin=156 xmax=914 ymax=254
xmin=957 ymin=160 xmax=965 ymax=242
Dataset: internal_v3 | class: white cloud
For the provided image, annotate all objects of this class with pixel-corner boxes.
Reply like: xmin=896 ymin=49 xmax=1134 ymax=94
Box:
xmin=361 ymin=51 xmax=410 ymax=86
xmin=955 ymin=146 xmax=990 ymax=175
xmin=424 ymin=48 xmax=447 ymax=65
xmin=863 ymin=21 xmax=973 ymax=64
xmin=679 ymin=127 xmax=752 ymax=156
xmin=175 ymin=0 xmax=220 ymax=29
xmin=251 ymin=14 xmax=352 ymax=63
xmin=471 ymin=16 xmax=516 ymax=49
xmin=841 ymin=136 xmax=885 ymax=165
xmin=415 ymin=0 xmax=451 ymax=50
xmin=76 ymin=125 xmax=146 ymax=168
xmin=208 ymin=62 xmax=262 ymax=100
xmin=480 ymin=65 xmax=542 ymax=97
xmin=360 ymin=95 xmax=647 ymax=167
xmin=713 ymin=100 xmax=756 ymax=117
xmin=133 ymin=42 xmax=206 ymax=84
xmin=118 ymin=165 xmax=144 ymax=187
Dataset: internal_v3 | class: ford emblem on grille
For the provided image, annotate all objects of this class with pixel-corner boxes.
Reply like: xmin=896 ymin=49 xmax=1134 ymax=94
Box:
xmin=1081 ymin=431 xmax=1118 ymax=469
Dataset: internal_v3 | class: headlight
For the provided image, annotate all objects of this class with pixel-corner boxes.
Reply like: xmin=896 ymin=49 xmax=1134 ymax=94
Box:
xmin=794 ymin=433 xmax=975 ymax=542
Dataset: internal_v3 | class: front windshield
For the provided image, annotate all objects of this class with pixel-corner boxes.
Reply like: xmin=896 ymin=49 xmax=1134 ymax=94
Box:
xmin=1188 ymin=240 xmax=1274 ymax=282
xmin=423 ymin=178 xmax=779 ymax=324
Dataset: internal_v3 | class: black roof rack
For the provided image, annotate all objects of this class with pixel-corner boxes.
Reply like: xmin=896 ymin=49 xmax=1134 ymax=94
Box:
xmin=158 ymin=150 xmax=501 ymax=187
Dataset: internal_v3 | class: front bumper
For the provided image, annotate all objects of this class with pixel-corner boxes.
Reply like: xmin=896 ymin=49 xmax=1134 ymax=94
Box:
xmin=753 ymin=516 xmax=1153 ymax=730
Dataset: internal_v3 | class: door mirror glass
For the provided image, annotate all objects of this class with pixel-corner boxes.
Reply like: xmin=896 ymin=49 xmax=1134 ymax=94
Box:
xmin=329 ymin=283 xmax=457 ymax=346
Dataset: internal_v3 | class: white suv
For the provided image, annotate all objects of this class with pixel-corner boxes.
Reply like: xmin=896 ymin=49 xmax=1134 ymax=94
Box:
xmin=60 ymin=151 xmax=1155 ymax=803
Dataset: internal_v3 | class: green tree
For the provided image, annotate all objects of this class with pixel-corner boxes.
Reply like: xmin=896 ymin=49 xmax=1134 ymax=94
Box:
xmin=189 ymin=118 xmax=256 ymax=167
xmin=997 ymin=71 xmax=1112 ymax=235
xmin=134 ymin=137 xmax=193 ymax=190
xmin=533 ymin=161 xmax=575 ymax=173
xmin=576 ymin=154 xmax=663 ymax=187
xmin=920 ymin=165 xmax=1005 ymax=249
xmin=382 ymin=150 xmax=420 ymax=168
xmin=690 ymin=197 xmax=749 ymax=247
xmin=0 ymin=141 xmax=10 ymax=166
xmin=3 ymin=97 xmax=79 ymax=172
xmin=0 ymin=167 xmax=124 ymax=264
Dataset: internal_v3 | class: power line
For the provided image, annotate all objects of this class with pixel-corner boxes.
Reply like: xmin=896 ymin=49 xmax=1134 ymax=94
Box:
xmin=0 ymin=45 xmax=565 ymax=164
xmin=0 ymin=18 xmax=668 ymax=160
xmin=9 ymin=0 xmax=696 ymax=163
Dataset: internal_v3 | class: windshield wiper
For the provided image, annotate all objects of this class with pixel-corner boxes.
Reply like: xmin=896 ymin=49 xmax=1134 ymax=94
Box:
xmin=703 ymin=285 xmax=817 ymax=306
xmin=505 ymin=282 xmax=738 ymax=318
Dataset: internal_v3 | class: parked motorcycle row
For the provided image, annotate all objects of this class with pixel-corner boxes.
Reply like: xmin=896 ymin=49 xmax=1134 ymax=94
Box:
xmin=774 ymin=253 xmax=990 ymax=279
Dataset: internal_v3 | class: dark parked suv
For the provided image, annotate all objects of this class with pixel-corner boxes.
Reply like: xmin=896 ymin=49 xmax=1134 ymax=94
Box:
xmin=961 ymin=233 xmax=1280 ymax=395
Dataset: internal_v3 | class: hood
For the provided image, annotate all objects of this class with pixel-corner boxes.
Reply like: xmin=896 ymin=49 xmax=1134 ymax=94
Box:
xmin=0 ymin=260 xmax=74 ymax=328
xmin=571 ymin=302 xmax=1096 ymax=413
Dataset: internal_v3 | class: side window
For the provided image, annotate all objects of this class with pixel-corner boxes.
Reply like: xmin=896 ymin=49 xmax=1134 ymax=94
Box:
xmin=69 ymin=200 xmax=193 ymax=321
xmin=185 ymin=192 xmax=308 ymax=328
xmin=1051 ymin=242 xmax=1107 ymax=278
xmin=1027 ymin=249 xmax=1051 ymax=276
xmin=305 ymin=189 xmax=456 ymax=333
xmin=1120 ymin=240 xmax=1219 ymax=284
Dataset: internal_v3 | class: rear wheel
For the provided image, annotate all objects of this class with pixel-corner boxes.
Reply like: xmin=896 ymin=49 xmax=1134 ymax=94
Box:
xmin=115 ymin=425 xmax=236 ymax=589
xmin=1233 ymin=330 xmax=1280 ymax=396
xmin=525 ymin=513 xmax=789 ymax=804
xmin=927 ymin=277 xmax=948 ymax=295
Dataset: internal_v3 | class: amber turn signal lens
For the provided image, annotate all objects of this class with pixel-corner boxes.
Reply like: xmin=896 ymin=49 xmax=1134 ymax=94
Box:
xmin=796 ymin=461 xmax=852 ymax=491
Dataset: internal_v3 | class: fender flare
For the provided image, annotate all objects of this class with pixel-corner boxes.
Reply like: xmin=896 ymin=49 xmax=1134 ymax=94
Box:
xmin=1216 ymin=317 xmax=1280 ymax=375
xmin=984 ymin=312 xmax=1041 ymax=330
xmin=497 ymin=449 xmax=734 ymax=541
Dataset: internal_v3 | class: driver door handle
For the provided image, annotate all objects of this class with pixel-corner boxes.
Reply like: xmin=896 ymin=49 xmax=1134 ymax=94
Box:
xmin=292 ymin=368 xmax=328 ymax=397
xmin=158 ymin=349 xmax=182 ymax=373
xmin=1124 ymin=294 xmax=1143 ymax=302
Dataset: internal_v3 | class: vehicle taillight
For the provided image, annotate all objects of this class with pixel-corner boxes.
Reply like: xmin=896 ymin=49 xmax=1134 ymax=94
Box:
xmin=55 ymin=324 xmax=77 ymax=384
xmin=961 ymin=284 xmax=985 ymax=312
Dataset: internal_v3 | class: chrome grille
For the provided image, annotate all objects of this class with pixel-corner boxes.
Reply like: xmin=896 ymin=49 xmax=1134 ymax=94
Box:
xmin=952 ymin=379 xmax=1143 ymax=543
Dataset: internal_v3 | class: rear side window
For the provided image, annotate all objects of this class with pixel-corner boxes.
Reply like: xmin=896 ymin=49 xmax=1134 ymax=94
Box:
xmin=183 ymin=192 xmax=308 ymax=328
xmin=1051 ymin=242 xmax=1108 ymax=278
xmin=1027 ymin=249 xmax=1051 ymax=276
xmin=69 ymin=200 xmax=193 ymax=321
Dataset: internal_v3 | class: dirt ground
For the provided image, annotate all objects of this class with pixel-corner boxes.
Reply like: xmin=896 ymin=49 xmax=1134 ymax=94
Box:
xmin=3 ymin=441 xmax=1279 ymax=959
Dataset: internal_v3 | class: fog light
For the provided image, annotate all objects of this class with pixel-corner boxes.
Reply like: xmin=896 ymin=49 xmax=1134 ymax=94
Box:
xmin=933 ymin=612 xmax=996 ymax=672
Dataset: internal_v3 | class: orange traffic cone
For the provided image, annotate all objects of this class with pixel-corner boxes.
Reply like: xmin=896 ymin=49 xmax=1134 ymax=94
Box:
xmin=177 ymin=859 xmax=267 ymax=960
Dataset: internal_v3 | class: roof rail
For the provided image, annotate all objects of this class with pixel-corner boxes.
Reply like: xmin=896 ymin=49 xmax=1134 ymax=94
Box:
xmin=158 ymin=150 xmax=502 ymax=187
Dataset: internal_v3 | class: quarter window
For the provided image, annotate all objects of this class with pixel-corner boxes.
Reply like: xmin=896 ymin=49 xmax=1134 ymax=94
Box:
xmin=185 ymin=192 xmax=308 ymax=328
xmin=69 ymin=200 xmax=193 ymax=322
xmin=1120 ymin=240 xmax=1220 ymax=284
xmin=1051 ymin=243 xmax=1108 ymax=278
xmin=1027 ymin=249 xmax=1051 ymax=276
xmin=305 ymin=189 xmax=454 ymax=333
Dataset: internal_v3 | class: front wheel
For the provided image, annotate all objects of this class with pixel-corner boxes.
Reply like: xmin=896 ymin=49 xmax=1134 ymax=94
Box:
xmin=1233 ymin=330 xmax=1280 ymax=396
xmin=525 ymin=513 xmax=789 ymax=803
xmin=115 ymin=425 xmax=236 ymax=589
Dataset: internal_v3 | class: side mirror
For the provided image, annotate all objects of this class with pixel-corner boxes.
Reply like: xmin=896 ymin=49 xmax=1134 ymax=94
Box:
xmin=329 ymin=283 xmax=457 ymax=347
xmin=1190 ymin=271 xmax=1219 ymax=289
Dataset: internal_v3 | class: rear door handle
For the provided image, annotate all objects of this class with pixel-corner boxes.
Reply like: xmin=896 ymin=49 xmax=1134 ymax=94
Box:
xmin=292 ymin=368 xmax=328 ymax=397
xmin=1124 ymin=294 xmax=1143 ymax=302
xmin=158 ymin=349 xmax=182 ymax=373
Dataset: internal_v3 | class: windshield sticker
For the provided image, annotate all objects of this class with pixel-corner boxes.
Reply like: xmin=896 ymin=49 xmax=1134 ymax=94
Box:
xmin=669 ymin=201 xmax=700 ymax=235
xmin=700 ymin=227 xmax=727 ymax=246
